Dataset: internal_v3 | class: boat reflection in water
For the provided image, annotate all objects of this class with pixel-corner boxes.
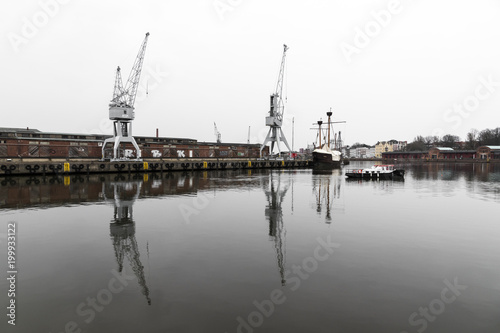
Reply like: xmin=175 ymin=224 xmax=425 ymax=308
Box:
xmin=263 ymin=172 xmax=289 ymax=286
xmin=312 ymin=168 xmax=344 ymax=223
xmin=103 ymin=178 xmax=152 ymax=305
xmin=1 ymin=163 xmax=500 ymax=331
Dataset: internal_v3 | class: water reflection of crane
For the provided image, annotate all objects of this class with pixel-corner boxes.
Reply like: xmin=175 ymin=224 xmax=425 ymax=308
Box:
xmin=104 ymin=178 xmax=152 ymax=305
xmin=312 ymin=169 xmax=343 ymax=223
xmin=263 ymin=172 xmax=289 ymax=286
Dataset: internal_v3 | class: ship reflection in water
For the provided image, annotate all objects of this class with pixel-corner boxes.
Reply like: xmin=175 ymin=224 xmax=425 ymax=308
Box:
xmin=312 ymin=168 xmax=344 ymax=223
xmin=103 ymin=178 xmax=152 ymax=305
xmin=1 ymin=166 xmax=500 ymax=332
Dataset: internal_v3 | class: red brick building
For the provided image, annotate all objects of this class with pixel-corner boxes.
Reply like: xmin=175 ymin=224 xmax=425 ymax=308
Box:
xmin=0 ymin=127 xmax=262 ymax=160
xmin=382 ymin=146 xmax=498 ymax=161
xmin=476 ymin=146 xmax=500 ymax=160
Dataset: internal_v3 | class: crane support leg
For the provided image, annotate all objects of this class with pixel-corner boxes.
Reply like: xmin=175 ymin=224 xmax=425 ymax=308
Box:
xmin=275 ymin=129 xmax=282 ymax=156
xmin=279 ymin=128 xmax=291 ymax=152
xmin=261 ymin=127 xmax=278 ymax=158
xmin=113 ymin=136 xmax=121 ymax=160
xmin=131 ymin=138 xmax=142 ymax=159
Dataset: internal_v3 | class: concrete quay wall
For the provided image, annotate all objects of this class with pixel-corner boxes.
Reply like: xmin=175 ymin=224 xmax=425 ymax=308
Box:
xmin=0 ymin=158 xmax=312 ymax=176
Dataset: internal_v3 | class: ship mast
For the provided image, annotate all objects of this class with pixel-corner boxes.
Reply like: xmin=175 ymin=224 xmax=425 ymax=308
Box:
xmin=327 ymin=109 xmax=332 ymax=149
xmin=317 ymin=120 xmax=323 ymax=148
xmin=325 ymin=109 xmax=346 ymax=150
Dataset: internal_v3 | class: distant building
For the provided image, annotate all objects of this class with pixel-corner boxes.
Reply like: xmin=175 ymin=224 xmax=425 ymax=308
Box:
xmin=342 ymin=146 xmax=350 ymax=158
xmin=353 ymin=146 xmax=375 ymax=158
xmin=375 ymin=140 xmax=407 ymax=158
xmin=425 ymin=147 xmax=478 ymax=159
xmin=428 ymin=147 xmax=455 ymax=159
xmin=0 ymin=127 xmax=262 ymax=159
xmin=381 ymin=151 xmax=427 ymax=160
xmin=476 ymin=146 xmax=500 ymax=160
xmin=382 ymin=146 xmax=500 ymax=161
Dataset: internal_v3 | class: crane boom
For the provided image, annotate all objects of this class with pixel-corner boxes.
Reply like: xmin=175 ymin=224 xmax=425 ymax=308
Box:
xmin=110 ymin=32 xmax=150 ymax=108
xmin=112 ymin=66 xmax=124 ymax=104
xmin=273 ymin=44 xmax=288 ymax=123
xmin=124 ymin=32 xmax=150 ymax=107
xmin=214 ymin=122 xmax=221 ymax=143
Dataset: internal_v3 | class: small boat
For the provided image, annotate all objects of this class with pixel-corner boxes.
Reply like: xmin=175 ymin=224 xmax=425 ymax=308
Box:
xmin=345 ymin=164 xmax=405 ymax=179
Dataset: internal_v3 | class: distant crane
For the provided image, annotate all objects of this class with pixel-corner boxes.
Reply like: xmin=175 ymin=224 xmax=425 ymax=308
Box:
xmin=260 ymin=44 xmax=292 ymax=158
xmin=102 ymin=32 xmax=150 ymax=161
xmin=214 ymin=122 xmax=221 ymax=143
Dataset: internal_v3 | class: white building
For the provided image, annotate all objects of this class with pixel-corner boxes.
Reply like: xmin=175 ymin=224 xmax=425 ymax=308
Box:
xmin=352 ymin=147 xmax=375 ymax=158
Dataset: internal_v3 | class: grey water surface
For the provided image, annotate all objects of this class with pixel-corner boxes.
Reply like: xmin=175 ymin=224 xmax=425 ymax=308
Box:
xmin=1 ymin=161 xmax=499 ymax=333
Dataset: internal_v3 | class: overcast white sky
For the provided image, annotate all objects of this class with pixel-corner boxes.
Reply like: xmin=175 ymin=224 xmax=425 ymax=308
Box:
xmin=2 ymin=0 xmax=500 ymax=148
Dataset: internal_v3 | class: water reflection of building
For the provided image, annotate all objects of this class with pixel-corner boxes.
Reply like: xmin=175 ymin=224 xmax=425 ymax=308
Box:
xmin=410 ymin=163 xmax=500 ymax=182
xmin=263 ymin=173 xmax=289 ymax=286
xmin=104 ymin=179 xmax=152 ymax=305
xmin=312 ymin=169 xmax=343 ymax=223
xmin=0 ymin=170 xmax=268 ymax=210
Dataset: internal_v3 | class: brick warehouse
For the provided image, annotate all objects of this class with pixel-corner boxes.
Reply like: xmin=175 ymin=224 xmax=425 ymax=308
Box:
xmin=0 ymin=127 xmax=263 ymax=160
xmin=382 ymin=146 xmax=500 ymax=161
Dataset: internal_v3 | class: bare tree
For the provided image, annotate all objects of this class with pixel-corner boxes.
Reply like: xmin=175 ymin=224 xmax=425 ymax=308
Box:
xmin=478 ymin=128 xmax=495 ymax=145
xmin=441 ymin=134 xmax=460 ymax=148
xmin=465 ymin=128 xmax=478 ymax=150
xmin=424 ymin=136 xmax=434 ymax=148
xmin=406 ymin=136 xmax=427 ymax=151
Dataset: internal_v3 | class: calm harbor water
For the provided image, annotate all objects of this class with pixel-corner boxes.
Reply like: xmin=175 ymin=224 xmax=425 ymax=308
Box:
xmin=1 ymin=161 xmax=500 ymax=333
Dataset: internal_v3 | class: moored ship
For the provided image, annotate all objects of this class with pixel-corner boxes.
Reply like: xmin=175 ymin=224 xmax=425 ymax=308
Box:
xmin=312 ymin=110 xmax=344 ymax=168
xmin=313 ymin=144 xmax=342 ymax=167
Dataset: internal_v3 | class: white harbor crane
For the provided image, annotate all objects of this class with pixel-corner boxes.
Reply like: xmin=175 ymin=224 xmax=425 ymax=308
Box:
xmin=260 ymin=44 xmax=292 ymax=158
xmin=102 ymin=32 xmax=150 ymax=161
xmin=214 ymin=122 xmax=221 ymax=143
